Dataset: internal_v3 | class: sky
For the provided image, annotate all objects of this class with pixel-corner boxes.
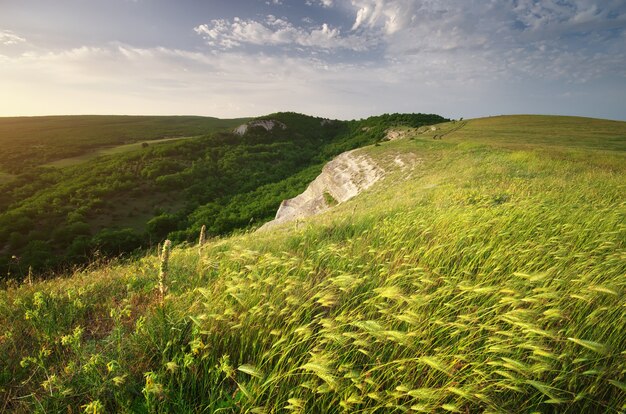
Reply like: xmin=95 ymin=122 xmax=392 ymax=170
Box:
xmin=1 ymin=0 xmax=625 ymax=121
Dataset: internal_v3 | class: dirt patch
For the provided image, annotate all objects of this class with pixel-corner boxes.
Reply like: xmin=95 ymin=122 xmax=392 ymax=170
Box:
xmin=385 ymin=129 xmax=411 ymax=141
xmin=392 ymin=153 xmax=421 ymax=171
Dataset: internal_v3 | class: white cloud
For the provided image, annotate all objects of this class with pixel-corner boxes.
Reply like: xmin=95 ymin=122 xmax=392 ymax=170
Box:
xmin=511 ymin=0 xmax=626 ymax=31
xmin=3 ymin=41 xmax=624 ymax=121
xmin=346 ymin=0 xmax=626 ymax=40
xmin=339 ymin=0 xmax=626 ymax=84
xmin=191 ymin=0 xmax=626 ymax=85
xmin=0 ymin=30 xmax=26 ymax=45
xmin=195 ymin=15 xmax=370 ymax=51
xmin=306 ymin=0 xmax=334 ymax=7
xmin=349 ymin=0 xmax=418 ymax=34
xmin=0 ymin=43 xmax=483 ymax=119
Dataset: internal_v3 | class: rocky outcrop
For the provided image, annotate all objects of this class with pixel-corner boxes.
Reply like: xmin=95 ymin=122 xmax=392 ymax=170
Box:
xmin=258 ymin=149 xmax=384 ymax=231
xmin=234 ymin=120 xmax=287 ymax=136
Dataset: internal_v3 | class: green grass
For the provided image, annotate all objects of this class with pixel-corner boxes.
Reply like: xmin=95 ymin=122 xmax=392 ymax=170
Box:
xmin=0 ymin=115 xmax=624 ymax=413
xmin=436 ymin=115 xmax=626 ymax=151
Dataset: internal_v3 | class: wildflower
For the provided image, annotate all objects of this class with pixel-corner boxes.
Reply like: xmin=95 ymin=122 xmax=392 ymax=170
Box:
xmin=107 ymin=360 xmax=120 ymax=373
xmin=81 ymin=400 xmax=105 ymax=414
xmin=143 ymin=372 xmax=164 ymax=397
xmin=112 ymin=375 xmax=127 ymax=386
xmin=165 ymin=361 xmax=179 ymax=373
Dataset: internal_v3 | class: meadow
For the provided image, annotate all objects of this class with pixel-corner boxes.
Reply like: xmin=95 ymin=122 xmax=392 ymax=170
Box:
xmin=0 ymin=115 xmax=623 ymax=412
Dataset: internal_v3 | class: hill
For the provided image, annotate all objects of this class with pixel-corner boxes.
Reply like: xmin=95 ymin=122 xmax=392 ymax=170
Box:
xmin=0 ymin=112 xmax=447 ymax=279
xmin=0 ymin=115 xmax=250 ymax=174
xmin=0 ymin=114 xmax=624 ymax=412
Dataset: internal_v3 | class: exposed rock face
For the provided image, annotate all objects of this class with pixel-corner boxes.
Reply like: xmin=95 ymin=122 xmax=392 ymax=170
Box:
xmin=385 ymin=128 xmax=416 ymax=141
xmin=234 ymin=120 xmax=287 ymax=136
xmin=258 ymin=149 xmax=384 ymax=231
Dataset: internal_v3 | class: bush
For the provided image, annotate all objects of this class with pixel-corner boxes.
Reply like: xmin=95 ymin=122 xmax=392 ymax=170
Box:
xmin=91 ymin=228 xmax=142 ymax=256
xmin=147 ymin=214 xmax=180 ymax=241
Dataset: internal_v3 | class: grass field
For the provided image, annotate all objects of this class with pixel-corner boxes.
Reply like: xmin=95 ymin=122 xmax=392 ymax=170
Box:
xmin=0 ymin=115 xmax=624 ymax=413
xmin=439 ymin=115 xmax=626 ymax=151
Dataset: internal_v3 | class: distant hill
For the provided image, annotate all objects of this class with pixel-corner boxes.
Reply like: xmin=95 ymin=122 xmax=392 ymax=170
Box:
xmin=0 ymin=115 xmax=250 ymax=173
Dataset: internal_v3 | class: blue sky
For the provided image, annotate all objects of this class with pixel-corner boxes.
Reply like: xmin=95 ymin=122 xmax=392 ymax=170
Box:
xmin=1 ymin=0 xmax=625 ymax=120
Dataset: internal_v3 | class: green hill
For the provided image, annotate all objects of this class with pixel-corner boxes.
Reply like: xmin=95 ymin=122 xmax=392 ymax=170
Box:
xmin=0 ymin=115 xmax=624 ymax=413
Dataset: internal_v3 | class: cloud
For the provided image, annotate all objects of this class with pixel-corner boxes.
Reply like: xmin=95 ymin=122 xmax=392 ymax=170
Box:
xmin=190 ymin=0 xmax=625 ymax=85
xmin=350 ymin=0 xmax=416 ymax=34
xmin=346 ymin=0 xmax=626 ymax=32
xmin=511 ymin=0 xmax=626 ymax=31
xmin=339 ymin=0 xmax=626 ymax=83
xmin=194 ymin=15 xmax=371 ymax=51
xmin=0 ymin=30 xmax=26 ymax=45
xmin=0 ymin=43 xmax=492 ymax=119
xmin=3 ymin=40 xmax=623 ymax=121
xmin=306 ymin=0 xmax=334 ymax=7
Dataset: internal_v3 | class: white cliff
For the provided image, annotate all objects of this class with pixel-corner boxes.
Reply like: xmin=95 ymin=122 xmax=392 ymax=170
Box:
xmin=259 ymin=149 xmax=385 ymax=231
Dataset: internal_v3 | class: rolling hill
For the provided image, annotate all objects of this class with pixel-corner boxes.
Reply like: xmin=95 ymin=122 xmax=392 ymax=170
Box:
xmin=0 ymin=114 xmax=624 ymax=413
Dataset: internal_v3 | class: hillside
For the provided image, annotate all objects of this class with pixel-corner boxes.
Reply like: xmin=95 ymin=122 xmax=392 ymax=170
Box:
xmin=0 ymin=112 xmax=447 ymax=279
xmin=0 ymin=115 xmax=623 ymax=412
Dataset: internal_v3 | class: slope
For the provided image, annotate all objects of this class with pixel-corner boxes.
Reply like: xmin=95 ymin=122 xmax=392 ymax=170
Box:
xmin=0 ymin=115 xmax=624 ymax=413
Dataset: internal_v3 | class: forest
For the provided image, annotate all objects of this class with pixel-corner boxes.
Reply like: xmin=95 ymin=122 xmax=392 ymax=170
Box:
xmin=0 ymin=112 xmax=448 ymax=281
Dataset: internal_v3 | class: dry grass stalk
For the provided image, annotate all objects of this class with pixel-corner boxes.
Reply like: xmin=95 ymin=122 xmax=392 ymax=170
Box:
xmin=158 ymin=240 xmax=172 ymax=302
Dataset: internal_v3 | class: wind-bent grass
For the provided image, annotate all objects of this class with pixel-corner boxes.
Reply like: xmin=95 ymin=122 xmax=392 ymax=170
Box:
xmin=0 ymin=115 xmax=624 ymax=412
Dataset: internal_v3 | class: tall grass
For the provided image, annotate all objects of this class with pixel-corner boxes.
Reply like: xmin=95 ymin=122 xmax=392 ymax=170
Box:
xmin=0 ymin=116 xmax=624 ymax=412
